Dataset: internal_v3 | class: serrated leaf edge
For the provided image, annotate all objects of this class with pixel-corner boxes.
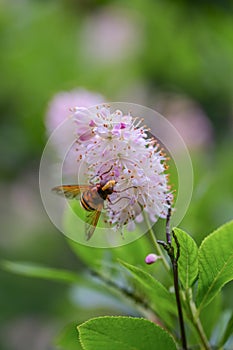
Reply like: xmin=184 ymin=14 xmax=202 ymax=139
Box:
xmin=173 ymin=228 xmax=198 ymax=289
xmin=78 ymin=316 xmax=176 ymax=348
xmin=197 ymin=220 xmax=233 ymax=311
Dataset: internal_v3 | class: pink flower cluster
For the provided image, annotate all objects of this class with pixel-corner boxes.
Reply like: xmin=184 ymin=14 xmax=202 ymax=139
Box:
xmin=71 ymin=105 xmax=172 ymax=230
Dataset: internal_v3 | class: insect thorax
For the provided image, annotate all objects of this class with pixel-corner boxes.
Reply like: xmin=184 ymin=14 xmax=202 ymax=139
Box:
xmin=98 ymin=181 xmax=115 ymax=200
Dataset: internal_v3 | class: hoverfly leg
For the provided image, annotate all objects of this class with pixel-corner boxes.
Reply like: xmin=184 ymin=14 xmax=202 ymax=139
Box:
xmin=89 ymin=165 xmax=114 ymax=184
xmin=119 ymin=228 xmax=125 ymax=239
xmin=107 ymin=196 xmax=131 ymax=206
xmin=113 ymin=186 xmax=137 ymax=193
xmin=99 ymin=165 xmax=113 ymax=179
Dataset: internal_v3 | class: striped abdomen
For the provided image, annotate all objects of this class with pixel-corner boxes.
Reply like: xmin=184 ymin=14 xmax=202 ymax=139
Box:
xmin=80 ymin=190 xmax=103 ymax=212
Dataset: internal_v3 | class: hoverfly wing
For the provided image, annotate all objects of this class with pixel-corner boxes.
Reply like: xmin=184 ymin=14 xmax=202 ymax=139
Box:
xmin=52 ymin=185 xmax=90 ymax=199
xmin=85 ymin=204 xmax=103 ymax=240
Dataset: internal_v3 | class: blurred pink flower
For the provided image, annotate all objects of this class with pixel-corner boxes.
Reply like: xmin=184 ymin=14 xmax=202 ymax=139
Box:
xmin=80 ymin=7 xmax=142 ymax=64
xmin=45 ymin=89 xmax=105 ymax=176
xmin=46 ymin=88 xmax=105 ymax=134
xmin=154 ymin=94 xmax=214 ymax=150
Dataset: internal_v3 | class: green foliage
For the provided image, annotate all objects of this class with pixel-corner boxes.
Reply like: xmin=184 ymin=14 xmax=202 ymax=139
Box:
xmin=3 ymin=219 xmax=233 ymax=348
xmin=1 ymin=0 xmax=233 ymax=348
xmin=173 ymin=228 xmax=198 ymax=290
xmin=181 ymin=145 xmax=233 ymax=245
xmin=196 ymin=220 xmax=233 ymax=311
xmin=78 ymin=316 xmax=177 ymax=350
xmin=3 ymin=221 xmax=233 ymax=349
xmin=1 ymin=260 xmax=114 ymax=297
xmin=1 ymin=260 xmax=81 ymax=284
xmin=119 ymin=260 xmax=176 ymax=328
xmin=199 ymin=293 xmax=222 ymax=340
xmin=0 ymin=1 xmax=81 ymax=178
xmin=133 ymin=0 xmax=233 ymax=121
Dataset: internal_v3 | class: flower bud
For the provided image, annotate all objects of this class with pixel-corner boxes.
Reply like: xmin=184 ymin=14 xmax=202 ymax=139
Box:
xmin=145 ymin=253 xmax=160 ymax=265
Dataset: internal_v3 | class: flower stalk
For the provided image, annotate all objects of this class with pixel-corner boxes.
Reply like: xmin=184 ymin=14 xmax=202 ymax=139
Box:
xmin=185 ymin=292 xmax=211 ymax=350
xmin=144 ymin=212 xmax=170 ymax=271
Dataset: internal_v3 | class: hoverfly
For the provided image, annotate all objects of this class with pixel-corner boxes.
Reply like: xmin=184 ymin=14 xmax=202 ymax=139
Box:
xmin=52 ymin=177 xmax=116 ymax=240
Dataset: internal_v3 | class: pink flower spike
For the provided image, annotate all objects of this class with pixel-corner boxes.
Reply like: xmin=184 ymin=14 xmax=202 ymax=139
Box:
xmin=64 ymin=105 xmax=172 ymax=230
xmin=145 ymin=253 xmax=160 ymax=265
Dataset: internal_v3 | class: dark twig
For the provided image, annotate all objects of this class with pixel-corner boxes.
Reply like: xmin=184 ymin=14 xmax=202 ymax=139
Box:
xmin=172 ymin=230 xmax=187 ymax=350
xmin=166 ymin=200 xmax=172 ymax=244
xmin=158 ymin=200 xmax=188 ymax=350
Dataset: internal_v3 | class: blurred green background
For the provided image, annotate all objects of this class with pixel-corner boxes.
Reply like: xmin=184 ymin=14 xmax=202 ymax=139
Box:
xmin=1 ymin=0 xmax=233 ymax=349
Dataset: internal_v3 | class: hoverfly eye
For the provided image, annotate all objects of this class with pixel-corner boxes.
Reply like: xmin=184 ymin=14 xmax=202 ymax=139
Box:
xmin=100 ymin=180 xmax=105 ymax=187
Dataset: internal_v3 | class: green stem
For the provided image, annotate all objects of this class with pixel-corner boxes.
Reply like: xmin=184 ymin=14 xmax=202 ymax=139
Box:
xmin=190 ymin=300 xmax=211 ymax=350
xmin=144 ymin=213 xmax=170 ymax=271
xmin=184 ymin=289 xmax=211 ymax=350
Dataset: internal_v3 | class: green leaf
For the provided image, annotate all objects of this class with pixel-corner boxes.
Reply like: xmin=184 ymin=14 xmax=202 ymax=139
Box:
xmin=78 ymin=316 xmax=177 ymax=350
xmin=1 ymin=260 xmax=114 ymax=297
xmin=1 ymin=260 xmax=80 ymax=284
xmin=199 ymin=292 xmax=222 ymax=339
xmin=56 ymin=322 xmax=82 ymax=350
xmin=173 ymin=228 xmax=198 ymax=289
xmin=196 ymin=220 xmax=233 ymax=311
xmin=119 ymin=260 xmax=176 ymax=327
